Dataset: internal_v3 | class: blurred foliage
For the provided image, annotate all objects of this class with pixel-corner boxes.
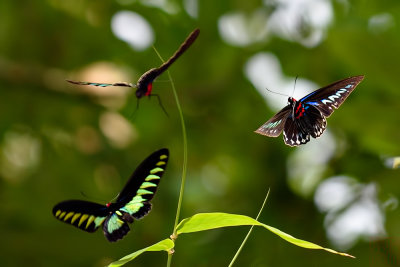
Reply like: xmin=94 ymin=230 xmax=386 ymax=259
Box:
xmin=0 ymin=0 xmax=399 ymax=266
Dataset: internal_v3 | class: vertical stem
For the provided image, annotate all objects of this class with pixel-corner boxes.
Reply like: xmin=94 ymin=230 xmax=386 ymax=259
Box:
xmin=168 ymin=69 xmax=188 ymax=235
xmin=152 ymin=47 xmax=188 ymax=267
xmin=167 ymin=252 xmax=173 ymax=267
xmin=228 ymin=188 xmax=270 ymax=267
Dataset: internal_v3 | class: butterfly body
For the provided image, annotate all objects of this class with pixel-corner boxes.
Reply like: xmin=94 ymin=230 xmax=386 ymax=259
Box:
xmin=53 ymin=148 xmax=169 ymax=242
xmin=255 ymin=76 xmax=364 ymax=146
xmin=135 ymin=68 xmax=160 ymax=98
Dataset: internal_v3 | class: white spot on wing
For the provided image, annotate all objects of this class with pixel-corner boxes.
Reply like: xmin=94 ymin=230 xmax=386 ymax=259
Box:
xmin=322 ymin=99 xmax=332 ymax=105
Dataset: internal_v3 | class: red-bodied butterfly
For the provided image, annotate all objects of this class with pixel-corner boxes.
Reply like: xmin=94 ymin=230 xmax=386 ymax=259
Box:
xmin=255 ymin=76 xmax=364 ymax=146
xmin=67 ymin=29 xmax=200 ymax=115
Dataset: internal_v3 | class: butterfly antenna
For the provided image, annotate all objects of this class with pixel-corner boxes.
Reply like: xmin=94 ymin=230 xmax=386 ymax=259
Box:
xmin=265 ymin=87 xmax=289 ymax=97
xmin=109 ymin=193 xmax=120 ymax=203
xmin=151 ymin=94 xmax=169 ymax=117
xmin=291 ymin=75 xmax=299 ymax=97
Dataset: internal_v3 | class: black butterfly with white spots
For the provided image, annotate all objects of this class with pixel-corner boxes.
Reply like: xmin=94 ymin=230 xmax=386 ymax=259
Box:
xmin=255 ymin=76 xmax=364 ymax=146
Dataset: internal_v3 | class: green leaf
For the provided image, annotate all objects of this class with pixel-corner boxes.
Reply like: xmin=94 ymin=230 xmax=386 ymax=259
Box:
xmin=176 ymin=212 xmax=354 ymax=258
xmin=108 ymin=239 xmax=175 ymax=267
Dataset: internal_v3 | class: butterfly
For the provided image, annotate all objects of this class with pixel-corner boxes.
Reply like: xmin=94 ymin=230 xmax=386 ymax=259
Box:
xmin=66 ymin=28 xmax=200 ymax=114
xmin=255 ymin=76 xmax=364 ymax=146
xmin=52 ymin=148 xmax=169 ymax=242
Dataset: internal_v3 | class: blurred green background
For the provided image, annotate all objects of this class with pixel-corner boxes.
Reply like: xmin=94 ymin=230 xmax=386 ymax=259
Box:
xmin=1 ymin=0 xmax=399 ymax=266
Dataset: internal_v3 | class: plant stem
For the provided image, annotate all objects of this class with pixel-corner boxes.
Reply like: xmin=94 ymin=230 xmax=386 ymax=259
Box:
xmin=228 ymin=188 xmax=270 ymax=267
xmin=152 ymin=46 xmax=188 ymax=267
xmin=167 ymin=252 xmax=172 ymax=267
xmin=167 ymin=70 xmax=188 ymax=235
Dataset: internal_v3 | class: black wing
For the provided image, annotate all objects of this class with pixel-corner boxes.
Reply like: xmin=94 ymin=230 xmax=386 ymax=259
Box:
xmin=300 ymin=75 xmax=364 ymax=117
xmin=102 ymin=213 xmax=131 ymax=242
xmin=66 ymin=80 xmax=134 ymax=88
xmin=255 ymin=105 xmax=291 ymax=137
xmin=116 ymin=148 xmax=169 ymax=219
xmin=283 ymin=116 xmax=311 ymax=147
xmin=296 ymin=104 xmax=327 ymax=139
xmin=52 ymin=200 xmax=108 ymax=232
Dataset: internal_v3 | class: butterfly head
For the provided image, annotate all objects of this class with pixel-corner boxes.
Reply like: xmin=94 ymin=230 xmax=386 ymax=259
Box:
xmin=105 ymin=202 xmax=121 ymax=212
xmin=288 ymin=97 xmax=297 ymax=106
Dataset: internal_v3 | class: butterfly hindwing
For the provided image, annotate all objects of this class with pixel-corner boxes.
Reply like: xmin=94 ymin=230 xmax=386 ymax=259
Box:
xmin=52 ymin=200 xmax=108 ymax=233
xmin=117 ymin=148 xmax=169 ymax=220
xmin=255 ymin=106 xmax=291 ymax=137
xmin=283 ymin=116 xmax=310 ymax=147
xmin=102 ymin=212 xmax=131 ymax=242
xmin=295 ymin=104 xmax=327 ymax=139
xmin=300 ymin=75 xmax=364 ymax=117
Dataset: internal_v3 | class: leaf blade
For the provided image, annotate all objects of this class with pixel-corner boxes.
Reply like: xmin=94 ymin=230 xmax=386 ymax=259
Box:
xmin=176 ymin=212 xmax=354 ymax=258
xmin=108 ymin=239 xmax=175 ymax=267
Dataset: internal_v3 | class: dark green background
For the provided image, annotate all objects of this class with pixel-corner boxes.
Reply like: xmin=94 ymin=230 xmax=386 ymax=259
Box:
xmin=0 ymin=1 xmax=399 ymax=266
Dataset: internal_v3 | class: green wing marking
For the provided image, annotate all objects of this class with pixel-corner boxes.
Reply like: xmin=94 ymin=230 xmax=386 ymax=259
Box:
xmin=117 ymin=149 xmax=169 ymax=218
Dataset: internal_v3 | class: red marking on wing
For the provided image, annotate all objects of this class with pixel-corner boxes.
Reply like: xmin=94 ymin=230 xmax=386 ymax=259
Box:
xmin=106 ymin=203 xmax=111 ymax=208
xmin=296 ymin=107 xmax=305 ymax=119
xmin=145 ymin=83 xmax=153 ymax=96
xmin=295 ymin=102 xmax=302 ymax=113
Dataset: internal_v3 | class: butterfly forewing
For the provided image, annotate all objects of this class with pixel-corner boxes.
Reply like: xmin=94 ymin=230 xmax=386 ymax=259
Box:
xmin=300 ymin=75 xmax=364 ymax=117
xmin=255 ymin=106 xmax=291 ymax=137
xmin=66 ymin=80 xmax=134 ymax=88
xmin=52 ymin=200 xmax=108 ymax=233
xmin=116 ymin=148 xmax=169 ymax=219
xmin=101 ymin=149 xmax=169 ymax=242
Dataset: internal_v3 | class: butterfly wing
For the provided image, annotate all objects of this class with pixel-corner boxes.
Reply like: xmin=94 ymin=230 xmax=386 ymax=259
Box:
xmin=52 ymin=200 xmax=108 ymax=233
xmin=116 ymin=148 xmax=169 ymax=220
xmin=300 ymin=75 xmax=364 ymax=117
xmin=102 ymin=213 xmax=131 ymax=242
xmin=255 ymin=105 xmax=291 ymax=137
xmin=295 ymin=104 xmax=327 ymax=139
xmin=66 ymin=80 xmax=134 ymax=88
xmin=283 ymin=115 xmax=311 ymax=147
xmin=100 ymin=149 xmax=169 ymax=242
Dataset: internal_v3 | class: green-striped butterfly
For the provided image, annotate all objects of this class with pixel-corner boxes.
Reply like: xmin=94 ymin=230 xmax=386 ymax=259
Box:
xmin=52 ymin=148 xmax=169 ymax=242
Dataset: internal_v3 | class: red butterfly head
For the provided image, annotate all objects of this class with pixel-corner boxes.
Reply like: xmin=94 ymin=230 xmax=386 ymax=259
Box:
xmin=288 ymin=97 xmax=296 ymax=105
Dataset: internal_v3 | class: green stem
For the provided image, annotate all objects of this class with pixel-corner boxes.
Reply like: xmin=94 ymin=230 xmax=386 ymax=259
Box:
xmin=228 ymin=188 xmax=270 ymax=267
xmin=152 ymin=46 xmax=188 ymax=267
xmin=167 ymin=253 xmax=172 ymax=267
xmin=166 ymin=70 xmax=188 ymax=235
